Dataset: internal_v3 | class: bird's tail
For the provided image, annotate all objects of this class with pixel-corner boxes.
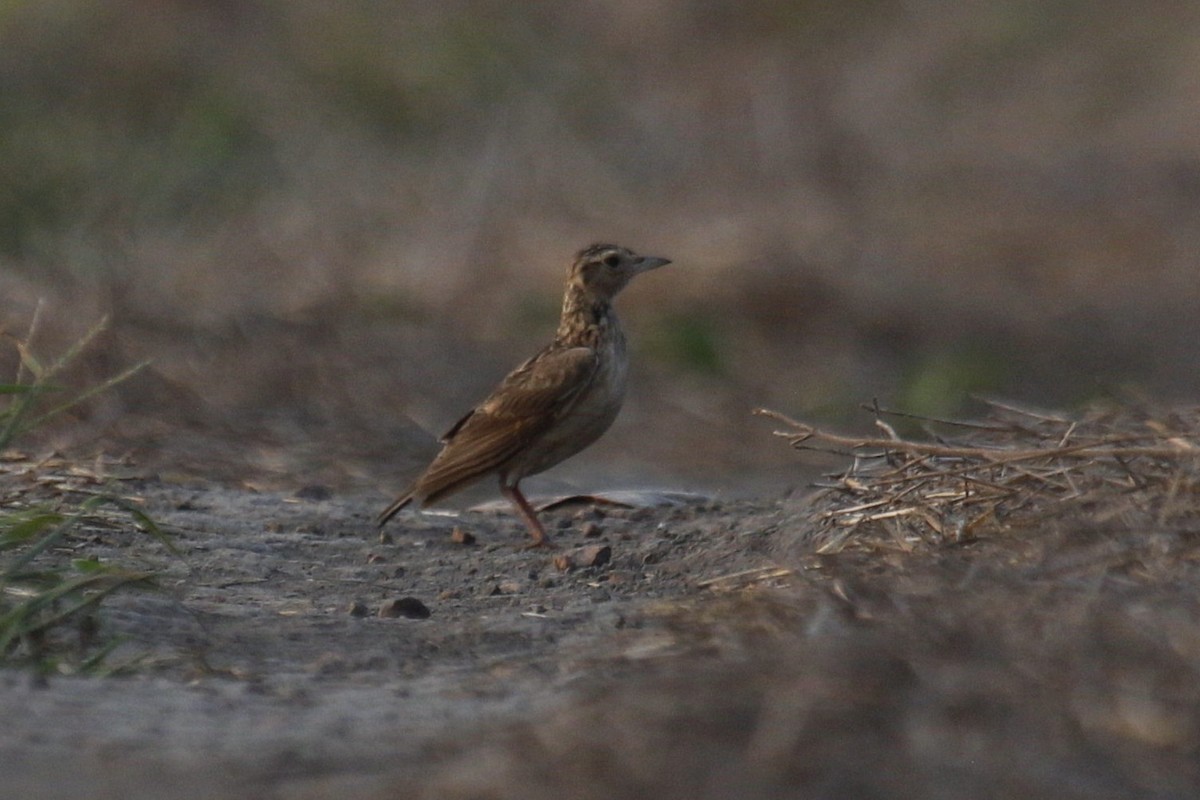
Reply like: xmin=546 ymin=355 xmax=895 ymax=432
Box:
xmin=376 ymin=491 xmax=415 ymax=528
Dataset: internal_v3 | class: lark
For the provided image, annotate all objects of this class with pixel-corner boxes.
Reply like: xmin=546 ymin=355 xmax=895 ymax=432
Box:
xmin=377 ymin=244 xmax=671 ymax=547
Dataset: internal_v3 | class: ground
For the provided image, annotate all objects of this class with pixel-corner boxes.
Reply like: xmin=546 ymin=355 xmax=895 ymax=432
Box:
xmin=1 ymin=477 xmax=788 ymax=799
xmin=4 ymin=435 xmax=1200 ymax=798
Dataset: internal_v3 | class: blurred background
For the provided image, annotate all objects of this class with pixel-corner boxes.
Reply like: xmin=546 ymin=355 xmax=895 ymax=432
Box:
xmin=1 ymin=0 xmax=1198 ymax=497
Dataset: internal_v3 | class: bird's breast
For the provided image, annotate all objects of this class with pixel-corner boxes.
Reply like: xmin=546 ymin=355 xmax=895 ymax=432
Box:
xmin=571 ymin=335 xmax=628 ymax=424
xmin=505 ymin=332 xmax=628 ymax=479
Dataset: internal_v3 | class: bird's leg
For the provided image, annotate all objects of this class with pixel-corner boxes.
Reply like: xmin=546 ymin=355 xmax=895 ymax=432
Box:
xmin=500 ymin=482 xmax=555 ymax=548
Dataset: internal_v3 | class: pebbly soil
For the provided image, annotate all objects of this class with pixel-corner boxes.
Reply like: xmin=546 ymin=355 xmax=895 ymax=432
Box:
xmin=5 ymin=469 xmax=1200 ymax=799
xmin=0 ymin=478 xmax=788 ymax=799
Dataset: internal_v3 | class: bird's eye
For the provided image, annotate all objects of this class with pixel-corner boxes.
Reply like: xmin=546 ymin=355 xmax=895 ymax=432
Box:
xmin=603 ymin=254 xmax=621 ymax=268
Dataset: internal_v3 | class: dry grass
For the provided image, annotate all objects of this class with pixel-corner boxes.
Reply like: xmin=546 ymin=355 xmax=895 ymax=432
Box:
xmin=757 ymin=400 xmax=1200 ymax=554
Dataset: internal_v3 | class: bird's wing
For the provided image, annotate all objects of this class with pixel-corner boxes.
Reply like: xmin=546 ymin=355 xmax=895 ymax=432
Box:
xmin=417 ymin=346 xmax=598 ymax=502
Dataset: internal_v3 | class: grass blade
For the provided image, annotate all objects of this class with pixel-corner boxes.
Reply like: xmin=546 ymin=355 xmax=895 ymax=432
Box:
xmin=21 ymin=361 xmax=150 ymax=439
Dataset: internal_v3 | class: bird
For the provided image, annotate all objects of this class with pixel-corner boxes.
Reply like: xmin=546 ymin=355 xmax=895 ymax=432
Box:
xmin=377 ymin=243 xmax=671 ymax=547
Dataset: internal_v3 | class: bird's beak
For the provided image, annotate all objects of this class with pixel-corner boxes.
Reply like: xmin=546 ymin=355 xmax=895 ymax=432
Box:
xmin=636 ymin=256 xmax=671 ymax=272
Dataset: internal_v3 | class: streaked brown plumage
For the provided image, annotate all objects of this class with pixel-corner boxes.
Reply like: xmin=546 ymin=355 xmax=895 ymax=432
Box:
xmin=377 ymin=244 xmax=671 ymax=547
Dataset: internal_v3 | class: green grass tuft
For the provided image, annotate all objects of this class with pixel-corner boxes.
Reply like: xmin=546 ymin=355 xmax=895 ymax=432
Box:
xmin=0 ymin=308 xmax=164 ymax=675
xmin=0 ymin=496 xmax=165 ymax=674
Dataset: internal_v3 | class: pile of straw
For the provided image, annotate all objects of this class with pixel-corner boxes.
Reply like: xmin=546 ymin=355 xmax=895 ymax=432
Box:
xmin=757 ymin=401 xmax=1200 ymax=554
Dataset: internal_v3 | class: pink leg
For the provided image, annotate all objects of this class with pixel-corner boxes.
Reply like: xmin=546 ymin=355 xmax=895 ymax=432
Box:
xmin=500 ymin=482 xmax=554 ymax=548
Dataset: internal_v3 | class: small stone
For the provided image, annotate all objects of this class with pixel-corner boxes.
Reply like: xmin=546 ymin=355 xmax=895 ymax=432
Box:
xmin=378 ymin=530 xmax=394 ymax=545
xmin=378 ymin=597 xmax=431 ymax=619
xmin=553 ymin=544 xmax=613 ymax=572
xmin=366 ymin=552 xmax=387 ymax=564
xmin=576 ymin=544 xmax=612 ymax=568
xmin=580 ymin=522 xmax=603 ymax=538
xmin=348 ymin=601 xmax=370 ymax=617
xmin=493 ymin=580 xmax=522 ymax=595
xmin=450 ymin=527 xmax=476 ymax=545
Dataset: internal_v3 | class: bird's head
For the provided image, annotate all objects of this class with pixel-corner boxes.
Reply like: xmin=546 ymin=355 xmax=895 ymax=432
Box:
xmin=569 ymin=244 xmax=671 ymax=300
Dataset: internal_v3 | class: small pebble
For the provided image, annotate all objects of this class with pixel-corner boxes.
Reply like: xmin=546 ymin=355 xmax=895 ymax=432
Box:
xmin=450 ymin=527 xmax=476 ymax=545
xmin=577 ymin=544 xmax=612 ymax=568
xmin=378 ymin=597 xmax=431 ymax=619
xmin=348 ymin=601 xmax=370 ymax=617
xmin=366 ymin=552 xmax=387 ymax=564
xmin=553 ymin=544 xmax=613 ymax=572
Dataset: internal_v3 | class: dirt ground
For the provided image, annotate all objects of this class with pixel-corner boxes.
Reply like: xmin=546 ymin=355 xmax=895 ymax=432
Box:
xmin=0 ymin=474 xmax=789 ymax=799
xmin=5 ymin=434 xmax=1200 ymax=799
